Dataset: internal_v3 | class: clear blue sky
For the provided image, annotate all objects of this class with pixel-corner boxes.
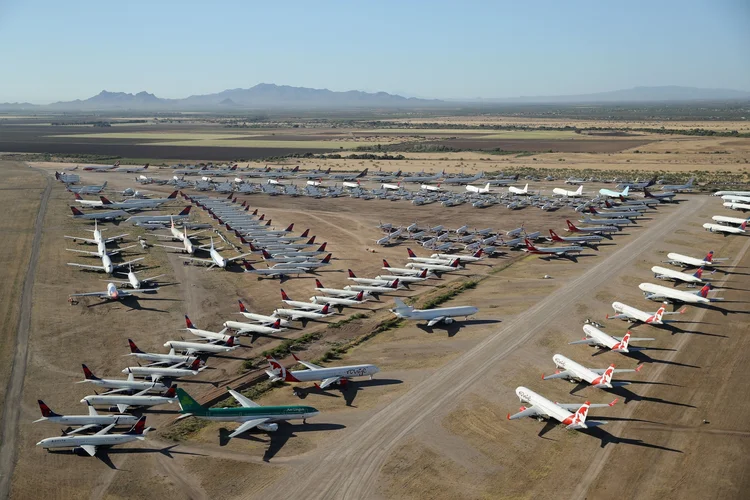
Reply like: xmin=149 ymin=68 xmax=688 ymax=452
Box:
xmin=1 ymin=0 xmax=748 ymax=103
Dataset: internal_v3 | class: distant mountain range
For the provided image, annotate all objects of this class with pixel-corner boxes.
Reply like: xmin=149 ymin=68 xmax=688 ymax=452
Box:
xmin=1 ymin=84 xmax=749 ymax=111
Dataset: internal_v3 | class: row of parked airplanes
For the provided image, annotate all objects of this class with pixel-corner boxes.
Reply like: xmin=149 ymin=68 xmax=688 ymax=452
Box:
xmin=505 ymin=190 xmax=743 ymax=434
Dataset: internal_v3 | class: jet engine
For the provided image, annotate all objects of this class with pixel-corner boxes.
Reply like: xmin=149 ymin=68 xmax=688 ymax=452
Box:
xmin=258 ymin=423 xmax=279 ymax=432
xmin=444 ymin=318 xmax=454 ymax=324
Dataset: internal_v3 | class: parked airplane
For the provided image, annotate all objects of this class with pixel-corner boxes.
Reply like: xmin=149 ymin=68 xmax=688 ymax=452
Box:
xmin=598 ymin=185 xmax=629 ymax=198
xmin=579 ymin=216 xmax=634 ymax=226
xmin=644 ymin=188 xmax=676 ymax=202
xmin=615 ymin=177 xmax=656 ymax=190
xmin=639 ymin=283 xmax=721 ymax=304
xmin=242 ymin=262 xmax=309 ymax=279
xmin=83 ymin=162 xmax=119 ymax=172
xmin=405 ymin=259 xmax=462 ymax=273
xmin=553 ymin=185 xmax=584 ymax=198
xmin=34 ymin=400 xmax=139 ymax=434
xmin=565 ymin=220 xmax=618 ymax=235
xmin=164 ymin=338 xmax=239 ymax=354
xmin=223 ymin=317 xmax=286 ymax=336
xmin=235 ymin=302 xmax=292 ymax=327
xmin=443 ymin=172 xmax=484 ymax=185
xmin=508 ymin=184 xmax=530 ymax=195
xmin=36 ymin=416 xmax=149 ymax=456
xmin=312 ymin=279 xmax=364 ymax=298
xmin=311 ymin=291 xmax=367 ymax=308
xmin=382 ymin=260 xmax=435 ymax=277
xmin=266 ymin=353 xmax=379 ymax=389
xmin=565 ymin=177 xmax=586 ymax=185
xmin=78 ymin=364 xmax=168 ymax=394
xmin=344 ymin=279 xmax=401 ymax=295
xmin=507 ymin=387 xmax=617 ymax=432
xmin=175 ymin=388 xmax=319 ymax=438
xmin=280 ymin=289 xmax=328 ymax=310
xmin=702 ymin=220 xmax=747 ymax=235
xmin=723 ymin=202 xmax=750 ymax=212
xmin=67 ymin=181 xmax=108 ymax=194
xmin=69 ymin=282 xmax=156 ymax=301
xmin=64 ymin=220 xmax=128 ymax=245
xmin=569 ymin=325 xmax=654 ymax=354
xmin=431 ymin=249 xmax=483 ymax=262
xmin=67 ymin=252 xmax=144 ymax=275
xmin=542 ymin=354 xmax=642 ymax=389
xmin=125 ymin=206 xmax=192 ymax=224
xmin=116 ymin=163 xmax=150 ymax=173
xmin=126 ymin=338 xmax=197 ymax=366
xmin=466 ymin=182 xmax=491 ymax=194
xmin=548 ymin=229 xmax=602 ymax=246
xmin=270 ymin=254 xmax=332 ymax=270
xmin=406 ymin=248 xmax=452 ymax=265
xmin=121 ymin=359 xmax=205 ymax=382
xmin=83 ymin=387 xmax=178 ymax=414
xmin=184 ymin=315 xmax=237 ymax=342
xmin=666 ymin=250 xmax=726 ymax=268
xmin=274 ymin=304 xmax=333 ymax=321
xmin=712 ymin=215 xmax=750 ymax=226
xmin=70 ymin=206 xmax=129 ymax=221
xmin=390 ymin=298 xmax=477 ymax=326
xmin=524 ymin=239 xmax=584 ymax=258
xmin=660 ymin=177 xmax=694 ymax=192
xmin=181 ymin=238 xmax=252 ymax=269
xmin=651 ymin=266 xmax=706 ymax=285
xmin=587 ymin=206 xmax=639 ymax=219
xmin=110 ymin=266 xmax=164 ymax=289
xmin=347 ymin=270 xmax=395 ymax=286
xmin=607 ymin=302 xmax=684 ymax=325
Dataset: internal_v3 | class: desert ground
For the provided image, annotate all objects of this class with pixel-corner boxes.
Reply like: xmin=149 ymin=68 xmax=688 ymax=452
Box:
xmin=1 ymin=118 xmax=749 ymax=500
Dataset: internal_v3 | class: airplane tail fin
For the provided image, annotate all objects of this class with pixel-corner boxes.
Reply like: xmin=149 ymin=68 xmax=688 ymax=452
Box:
xmin=100 ymin=196 xmax=112 ymax=205
xmin=694 ymin=267 xmax=703 ymax=279
xmin=576 ymin=185 xmax=583 ymax=195
xmin=320 ymin=304 xmax=330 ymax=315
xmin=706 ymin=250 xmax=714 ymax=263
xmin=81 ymin=364 xmax=100 ymax=381
xmin=271 ymin=318 xmax=282 ymax=329
xmin=306 ymin=236 xmax=316 ymax=245
xmin=185 ymin=315 xmax=195 ymax=329
xmin=407 ymin=248 xmax=417 ymax=258
xmin=566 ymin=220 xmax=578 ymax=232
xmin=347 ymin=269 xmax=356 ymax=278
xmin=280 ymin=289 xmax=290 ymax=301
xmin=613 ymin=332 xmax=631 ymax=351
xmin=300 ymin=228 xmax=309 ymax=237
xmin=622 ymin=186 xmax=629 ymax=197
xmin=126 ymin=416 xmax=148 ymax=435
xmin=318 ymin=242 xmax=327 ymax=252
xmin=243 ymin=261 xmax=255 ymax=271
xmin=127 ymin=339 xmax=143 ymax=354
xmin=697 ymin=284 xmax=711 ymax=298
xmin=473 ymin=248 xmax=483 ymax=258
xmin=167 ymin=190 xmax=178 ymax=199
xmin=321 ymin=253 xmax=332 ymax=264
xmin=549 ymin=230 xmax=563 ymax=242
xmin=741 ymin=220 xmax=748 ymax=231
xmin=568 ymin=401 xmax=591 ymax=427
xmin=285 ymin=223 xmax=294 ymax=232
xmin=392 ymin=297 xmax=411 ymax=312
xmin=178 ymin=206 xmax=191 ymax=216
xmin=261 ymin=249 xmax=272 ymax=260
xmin=189 ymin=359 xmax=202 ymax=371
xmin=237 ymin=300 xmax=247 ymax=313
xmin=38 ymin=400 xmax=60 ymax=418
xmin=70 ymin=206 xmax=84 ymax=216
xmin=524 ymin=238 xmax=537 ymax=251
xmin=382 ymin=259 xmax=391 ymax=268
xmin=314 ymin=279 xmax=324 ymax=289
xmin=654 ymin=305 xmax=666 ymax=323
xmin=601 ymin=365 xmax=615 ymax=386
xmin=589 ymin=206 xmax=597 ymax=214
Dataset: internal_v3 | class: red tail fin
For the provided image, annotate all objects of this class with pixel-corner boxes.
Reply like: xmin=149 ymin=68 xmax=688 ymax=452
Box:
xmin=390 ymin=279 xmax=400 ymax=289
xmin=419 ymin=268 xmax=428 ymax=278
xmin=321 ymin=304 xmax=330 ymax=314
xmin=167 ymin=190 xmax=178 ymax=198
xmin=524 ymin=239 xmax=536 ymax=251
xmin=706 ymin=251 xmax=714 ymax=262
xmin=189 ymin=359 xmax=201 ymax=370
xmin=285 ymin=223 xmax=294 ymax=232
xmin=259 ymin=214 xmax=265 ymax=221
xmin=127 ymin=416 xmax=148 ymax=435
xmin=252 ymin=209 xmax=258 ymax=215
xmin=99 ymin=196 xmax=111 ymax=204
xmin=38 ymin=400 xmax=59 ymax=418
xmin=262 ymin=249 xmax=271 ymax=260
xmin=566 ymin=220 xmax=578 ymax=231
xmin=306 ymin=236 xmax=316 ymax=245
xmin=178 ymin=206 xmax=191 ymax=216
xmin=549 ymin=230 xmax=563 ymax=242
xmin=698 ymin=285 xmax=711 ymax=298
xmin=70 ymin=206 xmax=84 ymax=216
xmin=128 ymin=339 xmax=142 ymax=353
xmin=407 ymin=248 xmax=417 ymax=258
xmin=300 ymin=229 xmax=309 ymax=237
xmin=74 ymin=193 xmax=82 ymax=200
xmin=243 ymin=261 xmax=255 ymax=271
xmin=165 ymin=385 xmax=178 ymax=397
xmin=265 ymin=220 xmax=272 ymax=226
xmin=280 ymin=289 xmax=290 ymax=301
xmin=315 ymin=279 xmax=324 ymax=289
xmin=226 ymin=336 xmax=237 ymax=347
xmin=271 ymin=318 xmax=281 ymax=329
xmin=238 ymin=300 xmax=247 ymax=312
xmin=473 ymin=249 xmax=483 ymax=258
xmin=348 ymin=269 xmax=356 ymax=278
xmin=355 ymin=291 xmax=364 ymax=301
xmin=383 ymin=259 xmax=391 ymax=268
xmin=694 ymin=268 xmax=703 ymax=279
xmin=318 ymin=242 xmax=327 ymax=252
xmin=81 ymin=364 xmax=99 ymax=380
xmin=185 ymin=315 xmax=195 ymax=329
xmin=321 ymin=253 xmax=332 ymax=264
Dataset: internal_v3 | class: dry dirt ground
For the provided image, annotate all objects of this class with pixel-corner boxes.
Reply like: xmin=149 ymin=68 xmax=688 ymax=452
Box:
xmin=4 ymin=162 xmax=749 ymax=499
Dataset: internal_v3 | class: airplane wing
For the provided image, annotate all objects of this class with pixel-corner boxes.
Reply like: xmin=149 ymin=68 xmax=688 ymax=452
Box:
xmin=557 ymin=399 xmax=617 ymax=411
xmin=568 ymin=338 xmax=598 ymax=345
xmin=104 ymin=233 xmax=129 ymax=243
xmin=66 ymin=248 xmax=100 ymax=255
xmin=65 ymin=423 xmax=102 ymax=435
xmin=115 ymin=257 xmax=144 ymax=268
xmin=507 ymin=406 xmax=542 ymax=420
xmin=64 ymin=236 xmax=97 ymax=244
xmin=80 ymin=444 xmax=98 ymax=457
xmin=318 ymin=376 xmax=341 ymax=389
xmin=69 ymin=291 xmax=109 ymax=297
xmin=296 ymin=359 xmax=324 ymax=370
xmin=542 ymin=370 xmax=574 ymax=380
xmin=228 ymin=388 xmax=260 ymax=408
xmin=591 ymin=367 xmax=640 ymax=374
xmin=142 ymin=274 xmax=165 ymax=282
xmin=107 ymin=244 xmax=137 ymax=256
xmin=227 ymin=252 xmax=254 ymax=262
xmin=95 ymin=422 xmax=118 ymax=435
xmin=229 ymin=418 xmax=270 ymax=438
xmin=121 ymin=288 xmax=159 ymax=296
xmin=180 ymin=256 xmax=215 ymax=265
xmin=117 ymin=403 xmax=130 ymax=413
xmin=152 ymin=243 xmax=188 ymax=251
xmin=426 ymin=316 xmax=446 ymax=326
xmin=606 ymin=313 xmax=629 ymax=320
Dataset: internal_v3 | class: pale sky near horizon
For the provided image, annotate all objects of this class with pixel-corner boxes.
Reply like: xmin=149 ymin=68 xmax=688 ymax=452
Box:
xmin=1 ymin=0 xmax=748 ymax=103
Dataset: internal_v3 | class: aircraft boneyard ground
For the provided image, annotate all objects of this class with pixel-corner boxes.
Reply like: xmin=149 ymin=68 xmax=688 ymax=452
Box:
xmin=3 ymin=161 xmax=748 ymax=499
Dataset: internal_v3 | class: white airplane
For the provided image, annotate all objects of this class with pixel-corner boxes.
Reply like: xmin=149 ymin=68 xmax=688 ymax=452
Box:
xmin=666 ymin=250 xmax=726 ymax=268
xmin=660 ymin=177 xmax=694 ymax=192
xmin=380 ymin=260 xmax=432 ymax=277
xmin=273 ymin=304 xmax=334 ymax=321
xmin=69 ymin=282 xmax=157 ymax=301
xmin=83 ymin=386 xmax=178 ymax=413
xmin=164 ymin=338 xmax=239 ymax=354
xmin=565 ymin=220 xmax=619 ymax=235
xmin=598 ymin=185 xmax=629 ymax=198
xmin=181 ymin=238 xmax=252 ymax=269
xmin=523 ymin=239 xmax=584 ymax=258
xmin=651 ymin=266 xmax=706 ymax=285
xmin=712 ymin=215 xmax=750 ymax=226
xmin=64 ymin=220 xmax=128 ymax=245
xmin=431 ymin=249 xmax=483 ymax=262
xmin=390 ymin=298 xmax=478 ymax=326
xmin=242 ymin=262 xmax=309 ymax=279
xmin=507 ymin=387 xmax=617 ymax=431
xmin=542 ymin=354 xmax=642 ymax=389
xmin=639 ymin=283 xmax=721 ymax=304
xmin=375 ymin=227 xmax=404 ymax=246
xmin=70 ymin=206 xmax=129 ymax=221
xmin=466 ymin=183 xmax=490 ymax=194
xmin=266 ymin=354 xmax=379 ymax=389
xmin=125 ymin=206 xmax=192 ymax=225
xmin=37 ymin=416 xmax=150 ymax=456
xmin=109 ymin=265 xmax=164 ymax=289
xmin=116 ymin=163 xmax=150 ymax=173
xmin=279 ymin=289 xmax=328 ymax=310
xmin=126 ymin=339 xmax=197 ymax=366
xmin=723 ymin=202 xmax=750 ymax=212
xmin=77 ymin=364 xmax=168 ymax=394
xmin=312 ymin=279 xmax=365 ymax=298
xmin=271 ymin=254 xmax=332 ymax=270
xmin=346 ymin=269 xmax=394 ymax=286
xmin=570 ymin=325 xmax=654 ymax=354
xmin=34 ymin=400 xmax=139 ymax=434
xmin=548 ymin=230 xmax=602 ymax=246
xmin=235 ymin=302 xmax=292 ymax=327
xmin=405 ymin=248 xmax=453 ymax=264
xmin=67 ymin=251 xmax=144 ymax=275
xmin=121 ymin=359 xmax=205 ymax=382
xmin=83 ymin=162 xmax=120 ymax=172
xmin=552 ymin=185 xmax=584 ymax=198
xmin=508 ymin=184 xmax=530 ymax=195
xmin=376 ymin=271 xmax=429 ymax=284
xmin=311 ymin=291 xmax=367 ymax=308
xmin=66 ymin=239 xmax=136 ymax=259
xmin=702 ymin=220 xmax=747 ymax=235
xmin=421 ymin=184 xmax=442 ymax=192
xmin=223 ymin=317 xmax=286 ymax=336
xmin=405 ymin=259 xmax=462 ymax=273
xmin=607 ymin=302 xmax=684 ymax=325
xmin=184 ymin=315 xmax=237 ymax=342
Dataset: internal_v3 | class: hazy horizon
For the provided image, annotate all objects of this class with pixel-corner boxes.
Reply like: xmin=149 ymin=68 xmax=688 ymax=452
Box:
xmin=2 ymin=0 xmax=749 ymax=103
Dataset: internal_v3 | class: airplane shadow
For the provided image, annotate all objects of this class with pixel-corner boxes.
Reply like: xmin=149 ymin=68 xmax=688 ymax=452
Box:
xmin=219 ymin=421 xmax=346 ymax=462
xmin=47 ymin=444 xmax=204 ymax=470
xmin=580 ymin=426 xmax=683 ymax=453
xmin=569 ymin=385 xmax=696 ymax=407
xmin=625 ymin=350 xmax=700 ymax=369
xmin=416 ymin=319 xmax=501 ymax=337
xmin=293 ymin=378 xmax=404 ymax=407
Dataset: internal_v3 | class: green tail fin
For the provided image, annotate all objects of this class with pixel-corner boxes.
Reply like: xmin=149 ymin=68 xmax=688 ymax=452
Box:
xmin=176 ymin=388 xmax=205 ymax=413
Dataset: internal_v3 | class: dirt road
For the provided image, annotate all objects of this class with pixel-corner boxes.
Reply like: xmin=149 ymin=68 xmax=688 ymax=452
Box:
xmin=0 ymin=170 xmax=52 ymax=499
xmin=251 ymin=197 xmax=707 ymax=499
